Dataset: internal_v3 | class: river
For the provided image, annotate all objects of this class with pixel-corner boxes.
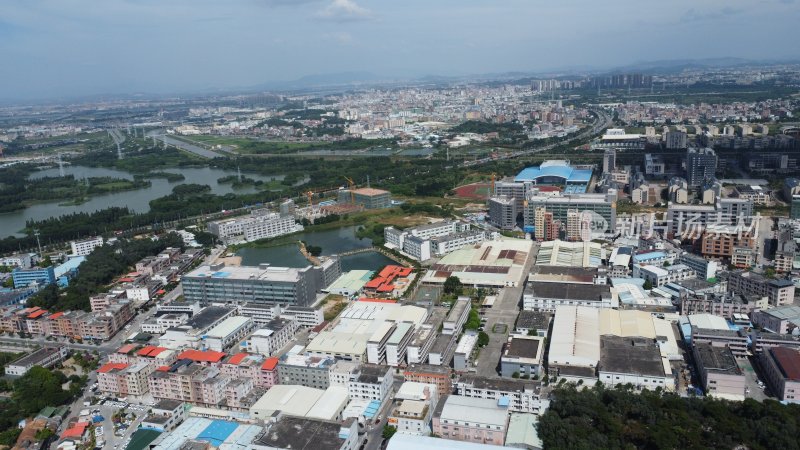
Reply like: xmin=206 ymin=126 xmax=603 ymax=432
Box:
xmin=0 ymin=165 xmax=285 ymax=238
xmin=237 ymin=225 xmax=394 ymax=272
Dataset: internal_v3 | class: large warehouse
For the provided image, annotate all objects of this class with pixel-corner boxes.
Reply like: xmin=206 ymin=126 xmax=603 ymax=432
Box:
xmin=548 ymin=305 xmax=679 ymax=389
xmin=305 ymin=299 xmax=428 ymax=362
xmin=421 ymin=238 xmax=534 ymax=288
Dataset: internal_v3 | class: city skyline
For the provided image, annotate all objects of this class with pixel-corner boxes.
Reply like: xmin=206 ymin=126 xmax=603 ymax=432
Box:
xmin=2 ymin=0 xmax=799 ymax=100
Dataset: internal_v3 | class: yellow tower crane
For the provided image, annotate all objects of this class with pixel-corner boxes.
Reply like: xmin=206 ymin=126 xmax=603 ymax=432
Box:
xmin=343 ymin=176 xmax=356 ymax=204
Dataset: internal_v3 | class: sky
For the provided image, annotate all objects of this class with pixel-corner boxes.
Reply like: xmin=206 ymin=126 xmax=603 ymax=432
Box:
xmin=1 ymin=0 xmax=799 ymax=100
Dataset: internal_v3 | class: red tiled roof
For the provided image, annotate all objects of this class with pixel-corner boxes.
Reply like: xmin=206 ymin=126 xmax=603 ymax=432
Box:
xmin=117 ymin=343 xmax=137 ymax=354
xmin=136 ymin=345 xmax=168 ymax=357
xmin=97 ymin=363 xmax=128 ymax=373
xmin=364 ymin=277 xmax=385 ymax=289
xmin=27 ymin=309 xmax=47 ymax=319
xmin=177 ymin=350 xmax=226 ymax=363
xmin=261 ymin=357 xmax=279 ymax=371
xmin=227 ymin=353 xmax=249 ymax=365
xmin=62 ymin=422 xmax=89 ymax=439
xmin=48 ymin=312 xmax=65 ymax=320
xmin=156 ymin=366 xmax=171 ymax=372
xmin=377 ymin=285 xmax=395 ymax=292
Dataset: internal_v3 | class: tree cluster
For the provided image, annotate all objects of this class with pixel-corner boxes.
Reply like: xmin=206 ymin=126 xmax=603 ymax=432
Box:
xmin=27 ymin=233 xmax=184 ymax=311
xmin=538 ymin=384 xmax=800 ymax=450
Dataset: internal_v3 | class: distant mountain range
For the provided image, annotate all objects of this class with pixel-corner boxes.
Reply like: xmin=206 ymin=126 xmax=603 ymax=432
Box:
xmin=246 ymin=57 xmax=800 ymax=92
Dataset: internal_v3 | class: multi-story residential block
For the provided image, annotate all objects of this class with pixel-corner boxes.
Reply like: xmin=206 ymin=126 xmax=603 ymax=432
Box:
xmin=678 ymin=252 xmax=718 ymax=280
xmin=633 ymin=263 xmax=696 ymax=287
xmin=97 ymin=361 xmax=152 ymax=397
xmin=207 ymin=210 xmax=302 ymax=244
xmin=432 ymin=395 xmax=509 ymax=446
xmin=700 ymin=225 xmax=756 ymax=260
xmin=403 ymin=364 xmax=452 ymax=397
xmin=727 ymin=271 xmax=795 ymax=306
xmin=679 ymin=292 xmax=766 ymax=319
xmin=278 ymin=353 xmax=334 ymax=390
xmin=204 ymin=316 xmax=255 ymax=352
xmin=389 ymin=382 xmax=439 ymax=436
xmin=454 ymin=375 xmax=549 ymax=415
xmin=443 ymin=298 xmax=471 ymax=335
xmin=523 ymin=191 xmax=617 ymax=233
xmin=0 ymin=253 xmax=32 ymax=269
xmin=247 ymin=318 xmax=299 ymax=356
xmin=488 ymin=196 xmax=517 ymax=230
xmin=348 ymin=364 xmax=394 ymax=401
xmin=70 ymin=236 xmax=104 ymax=256
xmin=686 ymin=147 xmax=717 ymax=186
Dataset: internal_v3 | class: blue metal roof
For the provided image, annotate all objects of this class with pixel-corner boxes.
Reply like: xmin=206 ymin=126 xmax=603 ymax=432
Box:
xmin=515 ymin=163 xmax=592 ymax=184
xmin=632 ymin=252 xmax=666 ymax=262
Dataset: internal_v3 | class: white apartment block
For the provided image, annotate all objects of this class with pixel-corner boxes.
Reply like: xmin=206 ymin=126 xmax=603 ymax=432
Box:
xmin=0 ymin=253 xmax=32 ymax=269
xmin=208 ymin=211 xmax=302 ymax=243
xmin=204 ymin=316 xmax=255 ymax=352
xmin=247 ymin=318 xmax=299 ymax=356
xmin=632 ymin=264 xmax=696 ymax=287
xmin=70 ymin=236 xmax=104 ymax=256
xmin=348 ymin=364 xmax=394 ymax=401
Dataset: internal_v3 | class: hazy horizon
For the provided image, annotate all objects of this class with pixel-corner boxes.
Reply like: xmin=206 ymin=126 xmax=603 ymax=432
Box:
xmin=2 ymin=0 xmax=799 ymax=101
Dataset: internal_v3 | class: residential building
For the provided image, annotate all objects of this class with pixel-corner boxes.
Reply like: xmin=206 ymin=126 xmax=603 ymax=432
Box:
xmin=443 ymin=298 xmax=471 ymax=335
xmin=678 ymin=253 xmax=718 ymax=280
xmin=686 ymin=148 xmax=717 ymax=186
xmin=454 ymin=375 xmax=549 ymax=415
xmin=403 ymin=364 xmax=452 ymax=397
xmin=488 ymin=196 xmax=517 ymax=230
xmin=70 ymin=236 xmax=104 ymax=256
xmin=204 ymin=316 xmax=255 ymax=352
xmin=389 ymin=382 xmax=439 ymax=436
xmin=632 ymin=264 xmax=696 ymax=288
xmin=454 ymin=332 xmax=479 ymax=371
xmin=727 ymin=271 xmax=795 ymax=306
xmin=432 ymin=396 xmax=509 ymax=446
xmin=140 ymin=400 xmax=187 ymax=432
xmin=247 ymin=318 xmax=299 ymax=356
xmin=348 ymin=364 xmax=394 ymax=401
xmin=278 ymin=353 xmax=334 ymax=390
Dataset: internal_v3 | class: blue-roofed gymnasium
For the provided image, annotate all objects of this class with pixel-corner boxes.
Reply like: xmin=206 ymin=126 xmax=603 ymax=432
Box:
xmin=515 ymin=160 xmax=592 ymax=193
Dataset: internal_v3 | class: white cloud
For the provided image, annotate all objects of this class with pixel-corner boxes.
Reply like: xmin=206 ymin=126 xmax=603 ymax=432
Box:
xmin=317 ymin=0 xmax=373 ymax=22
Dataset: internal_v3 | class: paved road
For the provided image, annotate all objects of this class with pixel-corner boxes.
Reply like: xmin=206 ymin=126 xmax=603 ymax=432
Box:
xmin=458 ymin=109 xmax=612 ymax=169
xmin=473 ymin=242 xmax=538 ymax=377
xmin=160 ymin=135 xmax=225 ymax=159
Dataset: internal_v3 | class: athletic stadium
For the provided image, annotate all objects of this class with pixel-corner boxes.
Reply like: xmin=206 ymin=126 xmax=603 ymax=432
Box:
xmin=514 ymin=160 xmax=592 ymax=193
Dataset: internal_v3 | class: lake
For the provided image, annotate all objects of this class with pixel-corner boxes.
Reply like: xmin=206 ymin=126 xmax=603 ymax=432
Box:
xmin=237 ymin=225 xmax=394 ymax=272
xmin=0 ymin=165 xmax=285 ymax=238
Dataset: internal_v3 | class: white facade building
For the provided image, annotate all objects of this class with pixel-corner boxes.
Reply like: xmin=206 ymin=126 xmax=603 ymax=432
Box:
xmin=70 ymin=236 xmax=104 ymax=256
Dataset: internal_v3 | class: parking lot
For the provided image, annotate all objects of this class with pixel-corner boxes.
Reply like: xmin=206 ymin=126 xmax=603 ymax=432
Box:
xmin=739 ymin=357 xmax=771 ymax=401
xmin=84 ymin=397 xmax=150 ymax=449
xmin=473 ymin=286 xmax=525 ymax=377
